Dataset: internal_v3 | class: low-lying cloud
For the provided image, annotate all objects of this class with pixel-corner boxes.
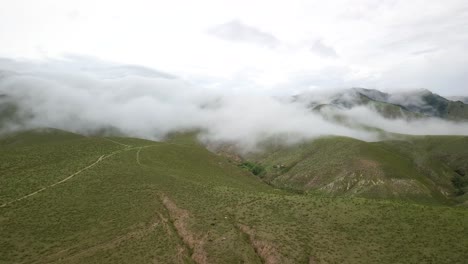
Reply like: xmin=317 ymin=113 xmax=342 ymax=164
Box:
xmin=1 ymin=57 xmax=467 ymax=152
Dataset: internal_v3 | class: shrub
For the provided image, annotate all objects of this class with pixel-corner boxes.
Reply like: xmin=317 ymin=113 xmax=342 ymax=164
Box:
xmin=240 ymin=161 xmax=265 ymax=176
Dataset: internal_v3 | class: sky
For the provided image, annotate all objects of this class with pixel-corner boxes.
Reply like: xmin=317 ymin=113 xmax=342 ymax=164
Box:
xmin=1 ymin=0 xmax=468 ymax=95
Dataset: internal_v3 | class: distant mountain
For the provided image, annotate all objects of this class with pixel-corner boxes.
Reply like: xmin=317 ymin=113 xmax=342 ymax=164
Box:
xmin=298 ymin=88 xmax=468 ymax=121
xmin=384 ymin=89 xmax=468 ymax=120
xmin=447 ymin=96 xmax=468 ymax=104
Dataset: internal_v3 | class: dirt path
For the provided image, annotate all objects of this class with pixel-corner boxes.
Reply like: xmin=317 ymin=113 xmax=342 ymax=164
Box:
xmin=103 ymin=138 xmax=131 ymax=147
xmin=0 ymin=145 xmax=138 ymax=208
xmin=136 ymin=147 xmax=143 ymax=165
xmin=0 ymin=154 xmax=107 ymax=208
xmin=1 ymin=140 xmax=190 ymax=208
xmin=135 ymin=145 xmax=160 ymax=166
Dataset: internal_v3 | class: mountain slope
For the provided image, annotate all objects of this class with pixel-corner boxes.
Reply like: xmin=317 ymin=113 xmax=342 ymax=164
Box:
xmin=244 ymin=135 xmax=468 ymax=205
xmin=1 ymin=129 xmax=468 ymax=263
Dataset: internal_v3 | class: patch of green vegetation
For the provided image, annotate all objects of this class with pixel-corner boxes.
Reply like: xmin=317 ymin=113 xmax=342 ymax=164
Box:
xmin=452 ymin=172 xmax=468 ymax=196
xmin=239 ymin=161 xmax=265 ymax=176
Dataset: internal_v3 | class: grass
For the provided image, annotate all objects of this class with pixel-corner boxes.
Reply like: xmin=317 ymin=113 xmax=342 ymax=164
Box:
xmin=0 ymin=129 xmax=467 ymax=263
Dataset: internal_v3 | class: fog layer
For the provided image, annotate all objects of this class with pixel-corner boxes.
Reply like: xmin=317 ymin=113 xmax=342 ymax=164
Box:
xmin=1 ymin=57 xmax=467 ymax=152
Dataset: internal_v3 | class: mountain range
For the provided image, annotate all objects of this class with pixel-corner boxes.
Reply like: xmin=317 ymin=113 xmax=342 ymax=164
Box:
xmin=210 ymin=89 xmax=468 ymax=205
xmin=1 ymin=88 xmax=468 ymax=263
xmin=296 ymin=88 xmax=468 ymax=121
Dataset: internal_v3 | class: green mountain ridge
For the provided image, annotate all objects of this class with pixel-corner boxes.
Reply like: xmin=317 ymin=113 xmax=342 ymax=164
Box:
xmin=242 ymin=135 xmax=468 ymax=205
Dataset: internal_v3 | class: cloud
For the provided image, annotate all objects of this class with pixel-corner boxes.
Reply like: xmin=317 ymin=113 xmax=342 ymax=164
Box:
xmin=329 ymin=105 xmax=468 ymax=136
xmin=411 ymin=47 xmax=439 ymax=56
xmin=1 ymin=57 xmax=468 ymax=153
xmin=207 ymin=20 xmax=280 ymax=48
xmin=310 ymin=40 xmax=338 ymax=58
xmin=0 ymin=57 xmax=375 ymax=151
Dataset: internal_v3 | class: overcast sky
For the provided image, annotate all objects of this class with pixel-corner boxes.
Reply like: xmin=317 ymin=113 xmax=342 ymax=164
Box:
xmin=1 ymin=0 xmax=468 ymax=95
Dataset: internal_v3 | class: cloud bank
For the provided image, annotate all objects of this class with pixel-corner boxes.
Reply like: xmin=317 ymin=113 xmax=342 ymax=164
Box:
xmin=1 ymin=57 xmax=467 ymax=152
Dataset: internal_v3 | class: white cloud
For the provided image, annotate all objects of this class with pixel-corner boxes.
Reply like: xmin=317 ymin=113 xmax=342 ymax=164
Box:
xmin=310 ymin=40 xmax=338 ymax=58
xmin=208 ymin=20 xmax=280 ymax=48
xmin=1 ymin=58 xmax=468 ymax=153
xmin=0 ymin=57 xmax=376 ymax=152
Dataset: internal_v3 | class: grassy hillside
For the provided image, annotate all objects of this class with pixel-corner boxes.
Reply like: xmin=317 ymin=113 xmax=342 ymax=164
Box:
xmin=244 ymin=135 xmax=468 ymax=205
xmin=379 ymin=136 xmax=468 ymax=204
xmin=1 ymin=129 xmax=468 ymax=263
